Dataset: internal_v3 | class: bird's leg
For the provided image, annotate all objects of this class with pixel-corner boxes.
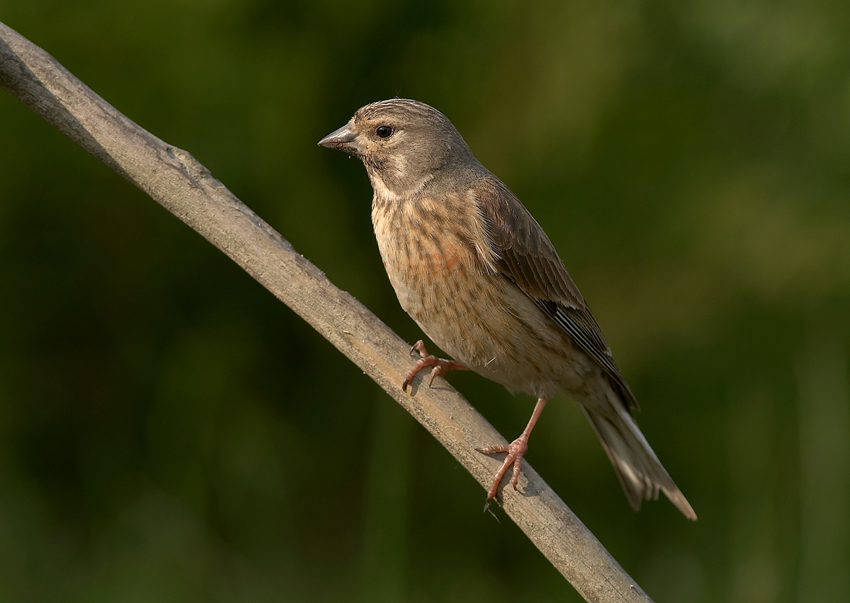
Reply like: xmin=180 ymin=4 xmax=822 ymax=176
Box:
xmin=401 ymin=340 xmax=469 ymax=392
xmin=478 ymin=397 xmax=549 ymax=502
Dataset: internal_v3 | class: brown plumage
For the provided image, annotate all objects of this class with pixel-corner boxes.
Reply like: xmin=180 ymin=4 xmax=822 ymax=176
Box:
xmin=318 ymin=98 xmax=696 ymax=520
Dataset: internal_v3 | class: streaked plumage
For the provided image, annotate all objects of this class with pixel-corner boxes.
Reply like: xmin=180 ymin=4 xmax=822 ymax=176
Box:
xmin=319 ymin=98 xmax=696 ymax=519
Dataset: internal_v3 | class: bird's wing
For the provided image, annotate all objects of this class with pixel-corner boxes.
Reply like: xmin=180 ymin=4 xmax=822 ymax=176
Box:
xmin=471 ymin=176 xmax=639 ymax=411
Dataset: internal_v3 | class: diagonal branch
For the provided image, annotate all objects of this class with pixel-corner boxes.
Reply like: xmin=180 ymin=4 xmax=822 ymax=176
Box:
xmin=0 ymin=21 xmax=653 ymax=603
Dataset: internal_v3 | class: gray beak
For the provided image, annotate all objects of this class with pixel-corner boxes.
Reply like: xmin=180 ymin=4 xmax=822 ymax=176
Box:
xmin=318 ymin=123 xmax=361 ymax=155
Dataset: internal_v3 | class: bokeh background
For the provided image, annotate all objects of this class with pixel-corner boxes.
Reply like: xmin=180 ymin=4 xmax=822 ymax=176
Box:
xmin=1 ymin=1 xmax=849 ymax=601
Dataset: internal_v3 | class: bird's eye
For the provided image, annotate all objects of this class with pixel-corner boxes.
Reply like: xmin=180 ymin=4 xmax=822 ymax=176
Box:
xmin=375 ymin=125 xmax=394 ymax=139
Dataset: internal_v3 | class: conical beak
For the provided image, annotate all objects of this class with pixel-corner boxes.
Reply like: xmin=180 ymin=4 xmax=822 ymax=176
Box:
xmin=318 ymin=122 xmax=361 ymax=155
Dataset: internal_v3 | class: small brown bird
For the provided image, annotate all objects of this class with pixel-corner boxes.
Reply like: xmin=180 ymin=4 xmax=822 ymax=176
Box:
xmin=319 ymin=99 xmax=696 ymax=520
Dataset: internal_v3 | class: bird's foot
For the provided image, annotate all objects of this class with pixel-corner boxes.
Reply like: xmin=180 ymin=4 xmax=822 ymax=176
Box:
xmin=478 ymin=436 xmax=529 ymax=502
xmin=401 ymin=340 xmax=469 ymax=392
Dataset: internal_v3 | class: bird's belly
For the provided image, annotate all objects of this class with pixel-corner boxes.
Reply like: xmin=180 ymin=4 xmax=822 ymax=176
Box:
xmin=377 ymin=237 xmax=591 ymax=398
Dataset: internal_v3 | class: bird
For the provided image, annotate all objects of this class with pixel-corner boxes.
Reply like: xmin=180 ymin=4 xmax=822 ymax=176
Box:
xmin=318 ymin=98 xmax=696 ymax=520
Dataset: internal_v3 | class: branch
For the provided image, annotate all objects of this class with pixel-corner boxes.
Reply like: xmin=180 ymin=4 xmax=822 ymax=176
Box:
xmin=0 ymin=22 xmax=652 ymax=603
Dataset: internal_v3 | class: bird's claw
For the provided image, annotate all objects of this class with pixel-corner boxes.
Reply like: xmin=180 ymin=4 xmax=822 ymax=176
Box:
xmin=478 ymin=437 xmax=529 ymax=502
xmin=401 ymin=341 xmax=469 ymax=392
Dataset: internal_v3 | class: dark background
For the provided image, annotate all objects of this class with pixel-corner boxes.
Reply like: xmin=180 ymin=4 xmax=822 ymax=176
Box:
xmin=2 ymin=1 xmax=849 ymax=601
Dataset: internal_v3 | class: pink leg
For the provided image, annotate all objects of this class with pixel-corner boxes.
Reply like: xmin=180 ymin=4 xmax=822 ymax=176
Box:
xmin=478 ymin=397 xmax=548 ymax=502
xmin=401 ymin=340 xmax=469 ymax=392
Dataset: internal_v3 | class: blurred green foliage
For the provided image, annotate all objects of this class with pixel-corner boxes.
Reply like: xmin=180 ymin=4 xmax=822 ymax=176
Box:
xmin=1 ymin=1 xmax=850 ymax=601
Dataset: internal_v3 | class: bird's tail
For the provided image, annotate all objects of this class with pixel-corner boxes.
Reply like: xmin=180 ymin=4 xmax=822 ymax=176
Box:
xmin=582 ymin=404 xmax=697 ymax=520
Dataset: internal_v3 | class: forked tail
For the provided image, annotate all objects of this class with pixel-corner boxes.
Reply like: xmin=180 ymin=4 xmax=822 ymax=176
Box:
xmin=582 ymin=405 xmax=697 ymax=520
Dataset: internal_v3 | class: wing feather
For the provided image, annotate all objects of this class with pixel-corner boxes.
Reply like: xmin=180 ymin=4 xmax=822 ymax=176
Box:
xmin=471 ymin=176 xmax=639 ymax=411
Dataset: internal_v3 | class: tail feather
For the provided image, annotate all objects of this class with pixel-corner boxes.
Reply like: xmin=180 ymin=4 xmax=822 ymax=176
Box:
xmin=582 ymin=405 xmax=697 ymax=521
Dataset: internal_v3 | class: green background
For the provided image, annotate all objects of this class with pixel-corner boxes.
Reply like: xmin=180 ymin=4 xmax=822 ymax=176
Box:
xmin=1 ymin=1 xmax=849 ymax=601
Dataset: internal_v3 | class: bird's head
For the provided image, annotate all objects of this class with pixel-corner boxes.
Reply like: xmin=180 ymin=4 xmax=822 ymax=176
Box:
xmin=318 ymin=99 xmax=475 ymax=200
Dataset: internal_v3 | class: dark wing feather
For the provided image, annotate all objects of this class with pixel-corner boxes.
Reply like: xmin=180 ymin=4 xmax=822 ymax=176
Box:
xmin=472 ymin=176 xmax=639 ymax=411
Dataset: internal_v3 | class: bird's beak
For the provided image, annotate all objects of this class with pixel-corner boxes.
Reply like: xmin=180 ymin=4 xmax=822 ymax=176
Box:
xmin=318 ymin=122 xmax=362 ymax=155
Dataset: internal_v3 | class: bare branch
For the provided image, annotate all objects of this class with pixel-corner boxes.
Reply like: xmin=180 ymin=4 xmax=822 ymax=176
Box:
xmin=0 ymin=21 xmax=653 ymax=603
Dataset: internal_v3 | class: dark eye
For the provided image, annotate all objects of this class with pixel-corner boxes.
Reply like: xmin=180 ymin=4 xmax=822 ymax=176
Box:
xmin=375 ymin=125 xmax=394 ymax=139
